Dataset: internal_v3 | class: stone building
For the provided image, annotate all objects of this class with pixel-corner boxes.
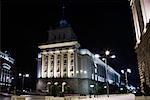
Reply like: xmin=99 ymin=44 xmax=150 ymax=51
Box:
xmin=130 ymin=0 xmax=150 ymax=94
xmin=0 ymin=51 xmax=15 ymax=92
xmin=36 ymin=19 xmax=120 ymax=95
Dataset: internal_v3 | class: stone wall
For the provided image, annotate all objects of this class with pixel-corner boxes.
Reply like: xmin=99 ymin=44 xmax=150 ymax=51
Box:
xmin=136 ymin=24 xmax=150 ymax=94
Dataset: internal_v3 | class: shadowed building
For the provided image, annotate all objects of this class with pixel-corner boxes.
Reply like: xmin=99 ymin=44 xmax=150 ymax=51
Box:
xmin=130 ymin=0 xmax=150 ymax=94
xmin=36 ymin=19 xmax=120 ymax=95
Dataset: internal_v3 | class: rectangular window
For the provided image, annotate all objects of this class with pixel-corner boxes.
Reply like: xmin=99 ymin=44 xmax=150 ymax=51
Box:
xmin=71 ymin=59 xmax=74 ymax=65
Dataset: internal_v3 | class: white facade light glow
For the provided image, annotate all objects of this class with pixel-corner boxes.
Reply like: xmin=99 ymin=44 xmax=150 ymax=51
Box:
xmin=105 ymin=50 xmax=110 ymax=56
xmin=108 ymin=79 xmax=114 ymax=84
xmin=62 ymin=82 xmax=66 ymax=85
xmin=68 ymin=49 xmax=74 ymax=52
xmin=38 ymin=53 xmax=41 ymax=58
xmin=84 ymin=70 xmax=87 ymax=74
xmin=90 ymin=84 xmax=94 ymax=88
xmin=104 ymin=86 xmax=107 ymax=88
xmin=102 ymin=58 xmax=106 ymax=61
xmin=120 ymin=88 xmax=123 ymax=90
xmin=6 ymin=77 xmax=9 ymax=79
xmin=55 ymin=50 xmax=60 ymax=53
xmin=76 ymin=71 xmax=79 ymax=73
xmin=47 ymin=82 xmax=51 ymax=85
xmin=80 ymin=70 xmax=83 ymax=73
xmin=54 ymin=82 xmax=58 ymax=85
xmin=95 ymin=54 xmax=100 ymax=58
xmin=127 ymin=69 xmax=131 ymax=73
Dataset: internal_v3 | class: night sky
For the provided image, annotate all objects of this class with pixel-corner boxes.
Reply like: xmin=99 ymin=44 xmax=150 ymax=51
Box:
xmin=1 ymin=0 xmax=140 ymax=87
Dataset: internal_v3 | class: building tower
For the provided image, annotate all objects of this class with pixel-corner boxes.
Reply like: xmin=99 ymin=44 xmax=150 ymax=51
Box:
xmin=130 ymin=0 xmax=150 ymax=94
xmin=36 ymin=1 xmax=120 ymax=95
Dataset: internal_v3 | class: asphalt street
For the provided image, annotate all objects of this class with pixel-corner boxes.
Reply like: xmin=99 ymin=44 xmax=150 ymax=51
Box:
xmin=0 ymin=96 xmax=11 ymax=100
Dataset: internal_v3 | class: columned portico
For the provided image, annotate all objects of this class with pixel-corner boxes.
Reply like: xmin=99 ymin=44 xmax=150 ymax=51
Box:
xmin=38 ymin=41 xmax=80 ymax=79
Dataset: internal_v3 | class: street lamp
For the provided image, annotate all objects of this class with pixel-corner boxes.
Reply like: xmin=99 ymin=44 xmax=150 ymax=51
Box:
xmin=102 ymin=50 xmax=116 ymax=97
xmin=19 ymin=73 xmax=29 ymax=92
xmin=76 ymin=69 xmax=87 ymax=94
xmin=121 ymin=68 xmax=131 ymax=93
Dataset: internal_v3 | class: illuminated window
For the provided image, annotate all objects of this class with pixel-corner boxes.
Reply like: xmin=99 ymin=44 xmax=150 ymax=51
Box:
xmin=92 ymin=74 xmax=94 ymax=80
xmin=95 ymin=68 xmax=97 ymax=73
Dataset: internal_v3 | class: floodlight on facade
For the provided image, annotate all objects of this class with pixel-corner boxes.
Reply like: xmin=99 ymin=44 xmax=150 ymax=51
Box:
xmin=95 ymin=54 xmax=100 ymax=58
xmin=80 ymin=70 xmax=83 ymax=73
xmin=76 ymin=71 xmax=79 ymax=73
xmin=84 ymin=70 xmax=87 ymax=74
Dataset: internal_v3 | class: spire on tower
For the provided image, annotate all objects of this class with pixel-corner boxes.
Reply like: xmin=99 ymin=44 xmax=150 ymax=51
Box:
xmin=59 ymin=0 xmax=70 ymax=28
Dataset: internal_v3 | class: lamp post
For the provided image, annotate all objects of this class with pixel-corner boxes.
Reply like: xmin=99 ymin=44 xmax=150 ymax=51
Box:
xmin=102 ymin=50 xmax=116 ymax=97
xmin=19 ymin=73 xmax=29 ymax=92
xmin=76 ymin=69 xmax=87 ymax=95
xmin=121 ymin=68 xmax=131 ymax=93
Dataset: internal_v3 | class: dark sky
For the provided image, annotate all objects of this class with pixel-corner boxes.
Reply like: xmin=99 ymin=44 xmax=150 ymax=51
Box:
xmin=1 ymin=0 xmax=140 ymax=87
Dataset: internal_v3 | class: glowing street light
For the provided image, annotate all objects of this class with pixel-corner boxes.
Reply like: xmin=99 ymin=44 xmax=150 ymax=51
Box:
xmin=19 ymin=73 xmax=22 ymax=77
xmin=25 ymin=74 xmax=29 ymax=78
xmin=110 ymin=55 xmax=116 ymax=58
xmin=121 ymin=68 xmax=131 ymax=93
xmin=19 ymin=73 xmax=30 ymax=91
xmin=105 ymin=50 xmax=110 ymax=56
xmin=102 ymin=50 xmax=116 ymax=97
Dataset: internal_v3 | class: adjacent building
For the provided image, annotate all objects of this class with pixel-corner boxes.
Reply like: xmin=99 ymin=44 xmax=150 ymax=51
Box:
xmin=130 ymin=0 xmax=150 ymax=94
xmin=36 ymin=19 xmax=120 ymax=94
xmin=0 ymin=51 xmax=15 ymax=92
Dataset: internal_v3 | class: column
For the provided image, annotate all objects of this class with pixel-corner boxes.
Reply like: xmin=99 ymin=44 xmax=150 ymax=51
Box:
xmin=0 ymin=70 xmax=2 ymax=82
xmin=54 ymin=53 xmax=57 ymax=78
xmin=140 ymin=0 xmax=147 ymax=30
xmin=61 ymin=51 xmax=64 ymax=77
xmin=67 ymin=51 xmax=70 ymax=77
xmin=132 ymin=3 xmax=141 ymax=45
xmin=47 ymin=53 xmax=51 ymax=78
xmin=41 ymin=54 xmax=45 ymax=78
xmin=74 ymin=49 xmax=78 ymax=77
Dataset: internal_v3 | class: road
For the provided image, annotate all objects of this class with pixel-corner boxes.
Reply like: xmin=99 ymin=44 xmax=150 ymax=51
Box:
xmin=0 ymin=96 xmax=11 ymax=100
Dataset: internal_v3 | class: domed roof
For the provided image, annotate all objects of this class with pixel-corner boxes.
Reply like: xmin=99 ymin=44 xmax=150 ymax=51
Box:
xmin=59 ymin=19 xmax=70 ymax=28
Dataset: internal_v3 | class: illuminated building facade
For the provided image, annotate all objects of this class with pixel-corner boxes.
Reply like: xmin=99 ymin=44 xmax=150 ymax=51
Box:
xmin=0 ymin=51 xmax=15 ymax=92
xmin=36 ymin=20 xmax=120 ymax=94
xmin=130 ymin=0 xmax=150 ymax=94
